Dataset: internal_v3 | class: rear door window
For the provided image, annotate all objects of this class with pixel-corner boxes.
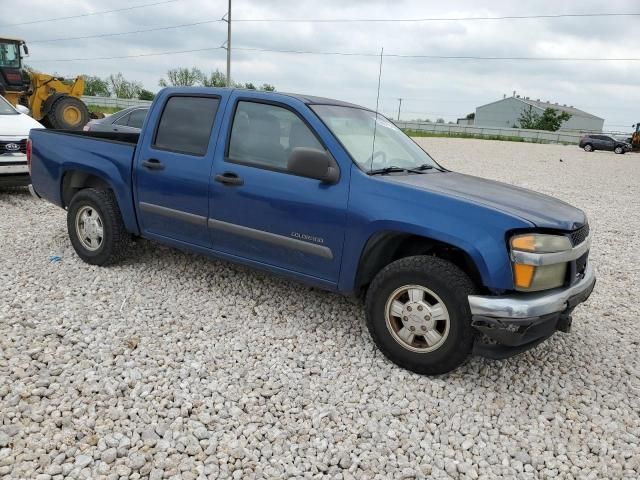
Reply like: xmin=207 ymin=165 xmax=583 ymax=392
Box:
xmin=153 ymin=96 xmax=220 ymax=156
xmin=113 ymin=113 xmax=130 ymax=127
xmin=128 ymin=109 xmax=148 ymax=129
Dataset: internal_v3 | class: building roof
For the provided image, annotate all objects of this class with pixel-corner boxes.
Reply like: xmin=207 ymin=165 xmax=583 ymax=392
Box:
xmin=478 ymin=96 xmax=603 ymax=120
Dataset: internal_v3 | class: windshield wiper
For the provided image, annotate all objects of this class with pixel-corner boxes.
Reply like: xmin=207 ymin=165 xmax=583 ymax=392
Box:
xmin=368 ymin=166 xmax=426 ymax=176
xmin=415 ymin=163 xmax=435 ymax=171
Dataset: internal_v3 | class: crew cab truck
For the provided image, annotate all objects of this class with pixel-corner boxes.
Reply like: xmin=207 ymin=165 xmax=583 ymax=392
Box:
xmin=28 ymin=87 xmax=596 ymax=375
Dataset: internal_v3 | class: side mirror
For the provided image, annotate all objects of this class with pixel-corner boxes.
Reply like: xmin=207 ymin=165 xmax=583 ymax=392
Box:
xmin=15 ymin=104 xmax=30 ymax=115
xmin=287 ymin=147 xmax=339 ymax=184
xmin=22 ymin=43 xmax=29 ymax=56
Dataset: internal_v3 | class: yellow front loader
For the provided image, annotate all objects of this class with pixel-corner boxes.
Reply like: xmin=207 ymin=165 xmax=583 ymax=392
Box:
xmin=0 ymin=37 xmax=89 ymax=130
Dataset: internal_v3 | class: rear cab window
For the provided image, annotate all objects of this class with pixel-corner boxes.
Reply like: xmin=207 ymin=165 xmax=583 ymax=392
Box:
xmin=153 ymin=96 xmax=220 ymax=156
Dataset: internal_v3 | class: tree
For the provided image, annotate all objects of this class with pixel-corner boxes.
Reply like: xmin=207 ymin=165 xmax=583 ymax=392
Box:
xmin=260 ymin=83 xmax=275 ymax=92
xmin=159 ymin=67 xmax=203 ymax=87
xmin=240 ymin=82 xmax=256 ymax=90
xmin=537 ymin=108 xmax=572 ymax=131
xmin=518 ymin=106 xmax=572 ymax=131
xmin=82 ymin=75 xmax=110 ymax=97
xmin=465 ymin=112 xmax=475 ymax=120
xmin=201 ymin=69 xmax=227 ymax=87
xmin=138 ymin=89 xmax=156 ymax=101
xmin=436 ymin=118 xmax=445 ymax=123
xmin=108 ymin=73 xmax=142 ymax=99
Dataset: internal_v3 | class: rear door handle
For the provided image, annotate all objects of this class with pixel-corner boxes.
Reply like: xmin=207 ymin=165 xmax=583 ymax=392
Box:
xmin=142 ymin=158 xmax=165 ymax=170
xmin=214 ymin=172 xmax=243 ymax=186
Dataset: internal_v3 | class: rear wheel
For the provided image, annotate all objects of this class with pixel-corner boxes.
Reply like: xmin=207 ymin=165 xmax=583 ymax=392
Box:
xmin=365 ymin=256 xmax=476 ymax=375
xmin=614 ymin=146 xmax=624 ymax=154
xmin=44 ymin=96 xmax=89 ymax=130
xmin=67 ymin=188 xmax=130 ymax=265
xmin=583 ymin=144 xmax=593 ymax=152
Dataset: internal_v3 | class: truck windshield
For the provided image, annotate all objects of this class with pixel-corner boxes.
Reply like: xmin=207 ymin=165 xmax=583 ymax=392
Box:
xmin=311 ymin=104 xmax=440 ymax=173
xmin=0 ymin=95 xmax=18 ymax=115
xmin=0 ymin=42 xmax=20 ymax=68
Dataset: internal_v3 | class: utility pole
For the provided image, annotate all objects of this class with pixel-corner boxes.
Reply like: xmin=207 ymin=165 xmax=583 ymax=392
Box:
xmin=397 ymin=98 xmax=402 ymax=121
xmin=225 ymin=0 xmax=231 ymax=87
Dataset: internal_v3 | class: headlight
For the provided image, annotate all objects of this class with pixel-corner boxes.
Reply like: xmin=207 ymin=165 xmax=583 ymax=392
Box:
xmin=510 ymin=234 xmax=571 ymax=291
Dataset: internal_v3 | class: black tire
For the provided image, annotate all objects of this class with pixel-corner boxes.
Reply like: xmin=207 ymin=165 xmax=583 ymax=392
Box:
xmin=614 ymin=146 xmax=624 ymax=154
xmin=44 ymin=96 xmax=89 ymax=130
xmin=583 ymin=144 xmax=593 ymax=152
xmin=365 ymin=256 xmax=476 ymax=375
xmin=67 ymin=188 xmax=130 ymax=265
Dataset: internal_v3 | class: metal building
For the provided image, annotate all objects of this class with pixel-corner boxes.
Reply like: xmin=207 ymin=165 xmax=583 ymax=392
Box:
xmin=475 ymin=95 xmax=604 ymax=132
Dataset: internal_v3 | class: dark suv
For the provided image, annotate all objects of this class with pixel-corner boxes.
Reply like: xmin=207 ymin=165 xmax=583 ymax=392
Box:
xmin=579 ymin=134 xmax=631 ymax=154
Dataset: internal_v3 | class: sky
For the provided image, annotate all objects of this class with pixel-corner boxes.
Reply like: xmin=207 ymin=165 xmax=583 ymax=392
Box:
xmin=6 ymin=0 xmax=639 ymax=131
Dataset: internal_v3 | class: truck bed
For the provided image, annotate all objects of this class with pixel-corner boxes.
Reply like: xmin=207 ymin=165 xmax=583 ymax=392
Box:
xmin=29 ymin=128 xmax=141 ymax=233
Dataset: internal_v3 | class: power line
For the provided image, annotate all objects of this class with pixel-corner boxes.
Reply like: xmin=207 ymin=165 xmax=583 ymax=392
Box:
xmin=0 ymin=0 xmax=180 ymax=27
xmin=28 ymin=45 xmax=640 ymax=63
xmin=29 ymin=19 xmax=222 ymax=44
xmin=232 ymin=12 xmax=640 ymax=23
xmin=30 ymin=47 xmax=224 ymax=63
xmin=232 ymin=46 xmax=640 ymax=61
xmin=23 ymin=11 xmax=640 ymax=44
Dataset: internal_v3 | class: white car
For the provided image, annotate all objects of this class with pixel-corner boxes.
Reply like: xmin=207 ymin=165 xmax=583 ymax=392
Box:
xmin=0 ymin=95 xmax=44 ymax=187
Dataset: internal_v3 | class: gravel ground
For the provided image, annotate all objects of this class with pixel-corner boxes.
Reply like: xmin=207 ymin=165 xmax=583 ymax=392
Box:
xmin=1 ymin=138 xmax=639 ymax=479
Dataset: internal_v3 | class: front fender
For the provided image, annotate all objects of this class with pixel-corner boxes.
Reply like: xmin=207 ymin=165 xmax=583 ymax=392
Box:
xmin=338 ymin=168 xmax=534 ymax=293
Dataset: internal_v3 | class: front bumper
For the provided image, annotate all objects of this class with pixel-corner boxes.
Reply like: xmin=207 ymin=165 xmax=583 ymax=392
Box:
xmin=468 ymin=263 xmax=596 ymax=358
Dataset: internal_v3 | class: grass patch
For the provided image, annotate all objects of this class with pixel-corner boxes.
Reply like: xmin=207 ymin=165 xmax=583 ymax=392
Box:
xmin=404 ymin=129 xmax=573 ymax=145
xmin=86 ymin=104 xmax=122 ymax=115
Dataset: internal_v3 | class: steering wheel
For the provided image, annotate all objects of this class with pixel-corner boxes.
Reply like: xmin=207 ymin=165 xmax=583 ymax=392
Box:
xmin=368 ymin=150 xmax=388 ymax=168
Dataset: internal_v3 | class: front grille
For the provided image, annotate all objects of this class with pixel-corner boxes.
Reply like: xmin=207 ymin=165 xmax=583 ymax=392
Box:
xmin=575 ymin=252 xmax=588 ymax=276
xmin=569 ymin=223 xmax=590 ymax=246
xmin=0 ymin=139 xmax=27 ymax=154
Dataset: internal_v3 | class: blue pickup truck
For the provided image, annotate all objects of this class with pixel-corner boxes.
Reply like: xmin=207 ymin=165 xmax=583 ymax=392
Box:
xmin=28 ymin=87 xmax=595 ymax=374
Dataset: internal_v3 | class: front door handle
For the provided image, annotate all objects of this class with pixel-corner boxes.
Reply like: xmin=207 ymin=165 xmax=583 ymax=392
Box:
xmin=214 ymin=172 xmax=243 ymax=186
xmin=142 ymin=158 xmax=165 ymax=170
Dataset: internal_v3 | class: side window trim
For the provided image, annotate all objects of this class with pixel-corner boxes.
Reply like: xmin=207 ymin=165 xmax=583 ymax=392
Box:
xmin=151 ymin=94 xmax=221 ymax=157
xmin=224 ymin=98 xmax=334 ymax=177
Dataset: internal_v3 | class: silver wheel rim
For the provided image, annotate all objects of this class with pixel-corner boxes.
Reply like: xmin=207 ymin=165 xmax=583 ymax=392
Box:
xmin=384 ymin=284 xmax=450 ymax=353
xmin=585 ymin=145 xmax=592 ymax=151
xmin=75 ymin=206 xmax=104 ymax=251
xmin=615 ymin=147 xmax=622 ymax=153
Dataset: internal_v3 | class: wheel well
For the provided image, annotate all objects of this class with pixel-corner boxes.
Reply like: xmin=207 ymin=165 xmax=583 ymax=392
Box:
xmin=354 ymin=232 xmax=484 ymax=296
xmin=61 ymin=171 xmax=111 ymax=207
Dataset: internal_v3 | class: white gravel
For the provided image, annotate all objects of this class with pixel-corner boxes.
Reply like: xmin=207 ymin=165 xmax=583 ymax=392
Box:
xmin=1 ymin=138 xmax=639 ymax=479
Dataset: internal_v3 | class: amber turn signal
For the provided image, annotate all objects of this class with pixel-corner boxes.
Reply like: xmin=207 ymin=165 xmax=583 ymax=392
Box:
xmin=513 ymin=263 xmax=535 ymax=289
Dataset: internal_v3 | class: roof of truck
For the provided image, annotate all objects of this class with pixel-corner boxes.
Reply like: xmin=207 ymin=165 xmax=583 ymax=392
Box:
xmin=160 ymin=87 xmax=371 ymax=110
xmin=278 ymin=92 xmax=368 ymax=109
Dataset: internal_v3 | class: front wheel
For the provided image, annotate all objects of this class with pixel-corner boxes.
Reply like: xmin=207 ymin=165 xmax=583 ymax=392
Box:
xmin=614 ymin=146 xmax=624 ymax=154
xmin=365 ymin=256 xmax=476 ymax=375
xmin=67 ymin=188 xmax=130 ymax=265
xmin=583 ymin=144 xmax=593 ymax=152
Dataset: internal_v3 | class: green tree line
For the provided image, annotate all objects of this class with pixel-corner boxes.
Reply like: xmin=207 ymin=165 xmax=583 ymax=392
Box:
xmin=82 ymin=67 xmax=275 ymax=100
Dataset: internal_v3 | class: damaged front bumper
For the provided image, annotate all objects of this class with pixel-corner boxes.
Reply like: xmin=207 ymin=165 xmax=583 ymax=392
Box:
xmin=468 ymin=263 xmax=596 ymax=359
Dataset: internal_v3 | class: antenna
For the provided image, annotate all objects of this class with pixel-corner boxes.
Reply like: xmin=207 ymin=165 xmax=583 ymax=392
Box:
xmin=369 ymin=47 xmax=384 ymax=172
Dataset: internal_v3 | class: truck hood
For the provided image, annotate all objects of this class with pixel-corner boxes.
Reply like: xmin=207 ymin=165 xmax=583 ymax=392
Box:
xmin=0 ymin=113 xmax=44 ymax=137
xmin=384 ymin=171 xmax=586 ymax=231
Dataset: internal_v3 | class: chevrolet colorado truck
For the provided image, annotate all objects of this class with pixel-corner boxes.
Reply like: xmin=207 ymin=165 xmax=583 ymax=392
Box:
xmin=28 ymin=87 xmax=596 ymax=374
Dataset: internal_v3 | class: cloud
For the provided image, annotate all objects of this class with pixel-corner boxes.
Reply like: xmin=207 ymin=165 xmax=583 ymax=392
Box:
xmin=8 ymin=0 xmax=639 ymax=130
